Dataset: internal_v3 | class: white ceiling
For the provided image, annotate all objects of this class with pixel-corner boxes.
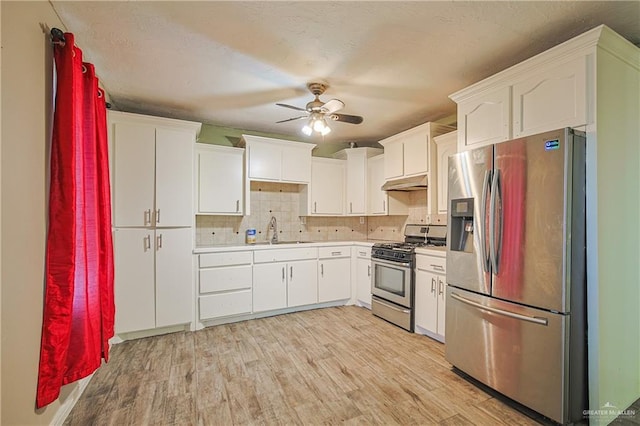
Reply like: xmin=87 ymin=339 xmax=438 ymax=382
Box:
xmin=51 ymin=1 xmax=640 ymax=144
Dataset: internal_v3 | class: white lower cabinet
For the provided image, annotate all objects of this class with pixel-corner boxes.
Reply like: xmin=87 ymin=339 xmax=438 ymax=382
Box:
xmin=114 ymin=228 xmax=192 ymax=334
xmin=354 ymin=246 xmax=372 ymax=307
xmin=414 ymin=251 xmax=447 ymax=342
xmin=253 ymin=247 xmax=318 ymax=312
xmin=318 ymin=247 xmax=351 ymax=303
xmin=198 ymin=251 xmax=253 ymax=320
xmin=253 ymin=262 xmax=289 ymax=312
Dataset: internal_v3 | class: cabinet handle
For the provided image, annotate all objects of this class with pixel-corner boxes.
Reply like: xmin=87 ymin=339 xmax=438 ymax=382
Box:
xmin=431 ymin=277 xmax=436 ymax=293
xmin=321 ymin=263 xmax=324 ymax=277
xmin=144 ymin=234 xmax=151 ymax=251
xmin=282 ymin=267 xmax=285 ymax=282
xmin=383 ymin=200 xmax=386 ymax=212
xmin=236 ymin=200 xmax=240 ymax=212
xmin=350 ymin=202 xmax=353 ymax=213
xmin=367 ymin=265 xmax=371 ymax=277
xmin=156 ymin=209 xmax=161 ymax=224
xmin=290 ymin=266 xmax=293 ymax=280
xmin=331 ymin=251 xmax=341 ymax=256
xmin=431 ymin=264 xmax=445 ymax=272
xmin=157 ymin=233 xmax=163 ymax=250
xmin=314 ymin=202 xmax=317 ymax=213
xmin=359 ymin=251 xmax=367 ymax=256
xmin=438 ymin=279 xmax=444 ymax=295
xmin=144 ymin=209 xmax=151 ymax=226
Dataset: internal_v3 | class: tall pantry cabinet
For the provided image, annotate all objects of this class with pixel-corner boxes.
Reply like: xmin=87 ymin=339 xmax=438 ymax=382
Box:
xmin=108 ymin=111 xmax=201 ymax=336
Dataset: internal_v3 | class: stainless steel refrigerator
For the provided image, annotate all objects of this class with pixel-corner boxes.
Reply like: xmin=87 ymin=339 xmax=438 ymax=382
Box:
xmin=445 ymin=128 xmax=587 ymax=424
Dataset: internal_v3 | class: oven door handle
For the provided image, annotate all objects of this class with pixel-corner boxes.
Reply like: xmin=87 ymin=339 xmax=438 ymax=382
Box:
xmin=371 ymin=257 xmax=411 ymax=269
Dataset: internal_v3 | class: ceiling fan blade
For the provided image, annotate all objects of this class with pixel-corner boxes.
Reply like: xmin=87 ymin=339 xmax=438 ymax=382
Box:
xmin=276 ymin=115 xmax=307 ymax=124
xmin=329 ymin=113 xmax=363 ymax=125
xmin=321 ymin=99 xmax=344 ymax=114
xmin=276 ymin=103 xmax=307 ymax=112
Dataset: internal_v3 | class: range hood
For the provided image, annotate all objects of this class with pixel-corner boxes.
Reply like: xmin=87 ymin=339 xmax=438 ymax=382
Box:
xmin=381 ymin=174 xmax=428 ymax=191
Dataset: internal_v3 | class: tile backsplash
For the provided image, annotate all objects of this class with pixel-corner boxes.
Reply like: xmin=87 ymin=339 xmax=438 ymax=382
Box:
xmin=195 ymin=181 xmax=433 ymax=246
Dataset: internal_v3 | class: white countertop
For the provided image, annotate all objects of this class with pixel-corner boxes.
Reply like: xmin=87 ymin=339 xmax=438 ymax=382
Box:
xmin=193 ymin=240 xmax=377 ymax=254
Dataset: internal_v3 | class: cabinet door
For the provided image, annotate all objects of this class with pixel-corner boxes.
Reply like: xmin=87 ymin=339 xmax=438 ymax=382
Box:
xmin=114 ymin=229 xmax=155 ymax=333
xmin=253 ymin=262 xmax=288 ymax=312
xmin=197 ymin=146 xmax=243 ymax=214
xmin=113 ymin=122 xmax=155 ymax=227
xmin=403 ymin=131 xmax=429 ymax=176
xmin=155 ymin=127 xmax=194 ymax=227
xmin=415 ymin=269 xmax=438 ymax=333
xmin=383 ymin=141 xmax=404 ymax=180
xmin=311 ymin=159 xmax=344 ymax=215
xmin=458 ymin=86 xmax=511 ymax=151
xmin=248 ymin=143 xmax=281 ymax=181
xmin=513 ymin=56 xmax=587 ymax=138
xmin=287 ymin=260 xmax=318 ymax=307
xmin=367 ymin=155 xmax=387 ymax=215
xmin=436 ymin=275 xmax=446 ymax=337
xmin=435 ymin=134 xmax=457 ymax=214
xmin=356 ymin=257 xmax=372 ymax=306
xmin=282 ymin=146 xmax=312 ymax=183
xmin=318 ymin=257 xmax=351 ymax=302
xmin=346 ymin=153 xmax=367 ymax=214
xmin=155 ymin=228 xmax=193 ymax=328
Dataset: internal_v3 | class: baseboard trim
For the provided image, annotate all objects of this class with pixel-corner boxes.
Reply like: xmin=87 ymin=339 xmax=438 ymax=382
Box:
xmin=50 ymin=374 xmax=93 ymax=426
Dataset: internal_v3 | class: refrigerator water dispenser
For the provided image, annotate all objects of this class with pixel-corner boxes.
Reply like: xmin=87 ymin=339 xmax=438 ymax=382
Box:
xmin=450 ymin=198 xmax=474 ymax=253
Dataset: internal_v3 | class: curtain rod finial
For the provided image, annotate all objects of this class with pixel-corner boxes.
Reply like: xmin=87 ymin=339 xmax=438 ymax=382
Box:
xmin=51 ymin=28 xmax=66 ymax=46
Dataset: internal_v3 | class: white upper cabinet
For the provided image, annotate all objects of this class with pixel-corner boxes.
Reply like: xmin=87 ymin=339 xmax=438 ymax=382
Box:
xmin=109 ymin=111 xmax=201 ymax=227
xmin=300 ymin=157 xmax=345 ymax=216
xmin=457 ymin=86 xmax=511 ymax=150
xmin=333 ymin=147 xmax=383 ymax=215
xmin=380 ymin=122 xmax=456 ymax=180
xmin=195 ymin=144 xmax=244 ymax=215
xmin=512 ymin=56 xmax=587 ymax=138
xmin=367 ymin=154 xmax=409 ymax=216
xmin=241 ymin=135 xmax=315 ymax=184
xmin=433 ymin=131 xmax=458 ymax=215
xmin=450 ymin=29 xmax=593 ymax=151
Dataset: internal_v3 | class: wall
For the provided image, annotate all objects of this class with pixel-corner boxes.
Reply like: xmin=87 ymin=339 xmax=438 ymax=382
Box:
xmin=587 ymin=41 xmax=640 ymax=425
xmin=196 ymin=182 xmax=428 ymax=246
xmin=0 ymin=2 xmax=82 ymax=424
xmin=197 ymin=123 xmax=383 ymax=158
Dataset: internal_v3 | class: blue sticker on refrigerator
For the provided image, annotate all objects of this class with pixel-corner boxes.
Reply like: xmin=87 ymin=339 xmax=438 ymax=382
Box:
xmin=545 ymin=139 xmax=560 ymax=150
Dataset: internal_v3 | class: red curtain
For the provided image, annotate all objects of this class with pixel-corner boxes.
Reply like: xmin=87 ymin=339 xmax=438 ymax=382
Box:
xmin=37 ymin=32 xmax=114 ymax=409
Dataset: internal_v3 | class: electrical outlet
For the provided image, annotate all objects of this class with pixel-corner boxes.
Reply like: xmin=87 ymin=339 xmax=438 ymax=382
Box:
xmin=300 ymin=216 xmax=306 ymax=225
xmin=359 ymin=217 xmax=365 ymax=224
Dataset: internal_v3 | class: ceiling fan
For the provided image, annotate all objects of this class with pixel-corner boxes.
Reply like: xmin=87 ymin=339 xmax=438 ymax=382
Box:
xmin=276 ymin=82 xmax=363 ymax=136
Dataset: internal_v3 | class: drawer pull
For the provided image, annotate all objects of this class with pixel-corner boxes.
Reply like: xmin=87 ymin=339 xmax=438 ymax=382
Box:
xmin=431 ymin=264 xmax=445 ymax=271
xmin=331 ymin=251 xmax=342 ymax=256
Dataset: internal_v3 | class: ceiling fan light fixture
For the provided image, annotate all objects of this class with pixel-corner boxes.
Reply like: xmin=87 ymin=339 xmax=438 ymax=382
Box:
xmin=301 ymin=123 xmax=313 ymax=136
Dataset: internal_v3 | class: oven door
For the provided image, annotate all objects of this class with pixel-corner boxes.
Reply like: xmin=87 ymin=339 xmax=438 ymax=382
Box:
xmin=371 ymin=257 xmax=412 ymax=307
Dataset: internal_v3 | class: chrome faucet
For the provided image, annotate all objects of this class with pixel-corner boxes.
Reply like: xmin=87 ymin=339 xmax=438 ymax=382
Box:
xmin=269 ymin=216 xmax=278 ymax=244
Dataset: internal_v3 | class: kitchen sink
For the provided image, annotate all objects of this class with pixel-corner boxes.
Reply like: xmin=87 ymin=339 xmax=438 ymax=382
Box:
xmin=251 ymin=240 xmax=314 ymax=245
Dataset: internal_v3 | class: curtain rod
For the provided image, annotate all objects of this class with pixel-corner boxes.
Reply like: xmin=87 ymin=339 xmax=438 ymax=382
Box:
xmin=51 ymin=28 xmax=66 ymax=46
xmin=49 ymin=27 xmax=112 ymax=109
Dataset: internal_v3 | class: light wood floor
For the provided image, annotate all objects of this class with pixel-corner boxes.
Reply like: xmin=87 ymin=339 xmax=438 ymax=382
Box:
xmin=64 ymin=306 xmax=543 ymax=425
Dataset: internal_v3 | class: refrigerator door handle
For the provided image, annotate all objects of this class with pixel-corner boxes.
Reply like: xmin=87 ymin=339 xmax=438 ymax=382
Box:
xmin=480 ymin=170 xmax=492 ymax=273
xmin=451 ymin=292 xmax=548 ymax=326
xmin=489 ymin=169 xmax=503 ymax=274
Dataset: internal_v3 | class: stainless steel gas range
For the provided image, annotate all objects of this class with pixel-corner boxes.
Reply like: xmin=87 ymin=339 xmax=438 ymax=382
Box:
xmin=371 ymin=224 xmax=446 ymax=331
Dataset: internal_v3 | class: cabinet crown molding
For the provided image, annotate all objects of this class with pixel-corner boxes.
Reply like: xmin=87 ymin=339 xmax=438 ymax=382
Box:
xmin=450 ymin=24 xmax=638 ymax=103
xmin=108 ymin=110 xmax=202 ymax=136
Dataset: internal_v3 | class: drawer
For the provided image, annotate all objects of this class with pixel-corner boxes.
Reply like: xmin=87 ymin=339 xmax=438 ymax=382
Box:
xmin=199 ymin=290 xmax=252 ymax=320
xmin=318 ymin=246 xmax=350 ymax=259
xmin=416 ymin=254 xmax=446 ymax=274
xmin=199 ymin=251 xmax=252 ymax=268
xmin=254 ymin=247 xmax=317 ymax=263
xmin=354 ymin=247 xmax=371 ymax=259
xmin=199 ymin=265 xmax=252 ymax=294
